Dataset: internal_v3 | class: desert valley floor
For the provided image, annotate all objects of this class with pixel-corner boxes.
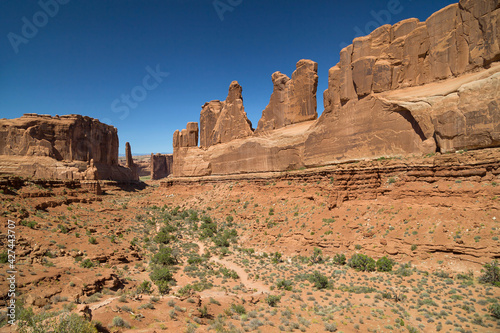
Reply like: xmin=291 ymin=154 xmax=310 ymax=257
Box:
xmin=1 ymin=150 xmax=500 ymax=333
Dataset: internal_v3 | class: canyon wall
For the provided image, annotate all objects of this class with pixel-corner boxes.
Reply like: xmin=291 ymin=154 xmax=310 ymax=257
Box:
xmin=0 ymin=114 xmax=137 ymax=181
xmin=172 ymin=0 xmax=499 ymax=177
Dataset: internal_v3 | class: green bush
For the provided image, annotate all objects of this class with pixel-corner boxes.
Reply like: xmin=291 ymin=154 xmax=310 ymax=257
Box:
xmin=396 ymin=262 xmax=413 ymax=276
xmin=310 ymin=247 xmax=323 ymax=263
xmin=479 ymin=260 xmax=500 ymax=286
xmin=137 ymin=280 xmax=152 ymax=294
xmin=489 ymin=303 xmax=500 ymax=319
xmin=348 ymin=253 xmax=376 ymax=272
xmin=309 ymin=271 xmax=330 ymax=289
xmin=88 ymin=237 xmax=97 ymax=245
xmin=150 ymin=267 xmax=174 ymax=294
xmin=376 ymin=256 xmax=395 ymax=272
xmin=231 ymin=304 xmax=246 ymax=315
xmin=151 ymin=247 xmax=178 ymax=266
xmin=18 ymin=312 xmax=97 ymax=333
xmin=276 ymin=279 xmax=293 ymax=291
xmin=212 ymin=228 xmax=238 ymax=247
xmin=200 ymin=219 xmax=217 ymax=239
xmin=154 ymin=227 xmax=177 ymax=244
xmin=111 ymin=316 xmax=130 ymax=328
xmin=333 ymin=253 xmax=346 ymax=265
xmin=324 ymin=322 xmax=337 ymax=332
xmin=265 ymin=295 xmax=281 ymax=307
xmin=80 ymin=259 xmax=94 ymax=269
xmin=271 ymin=252 xmax=282 ymax=264
xmin=0 ymin=251 xmax=8 ymax=264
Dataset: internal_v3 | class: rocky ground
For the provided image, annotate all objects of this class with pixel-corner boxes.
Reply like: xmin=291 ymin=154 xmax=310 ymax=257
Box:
xmin=1 ymin=149 xmax=500 ymax=333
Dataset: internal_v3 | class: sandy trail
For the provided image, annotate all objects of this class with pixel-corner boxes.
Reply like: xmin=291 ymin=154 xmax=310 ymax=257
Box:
xmin=196 ymin=241 xmax=270 ymax=295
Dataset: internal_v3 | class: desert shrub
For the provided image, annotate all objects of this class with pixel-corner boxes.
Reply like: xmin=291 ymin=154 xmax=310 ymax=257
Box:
xmin=154 ymin=227 xmax=176 ymax=244
xmin=88 ymin=237 xmax=97 ymax=244
xmin=479 ymin=260 xmax=500 ymax=286
xmin=80 ymin=259 xmax=94 ymax=269
xmin=137 ymin=280 xmax=152 ymax=294
xmin=376 ymin=256 xmax=395 ymax=272
xmin=324 ymin=322 xmax=337 ymax=332
xmin=219 ymin=267 xmax=239 ymax=279
xmin=187 ymin=254 xmax=205 ymax=265
xmin=276 ymin=279 xmax=293 ymax=291
xmin=271 ymin=252 xmax=282 ymax=264
xmin=266 ymin=295 xmax=281 ymax=307
xmin=333 ymin=253 xmax=346 ymax=265
xmin=188 ymin=210 xmax=198 ymax=222
xmin=57 ymin=224 xmax=69 ymax=234
xmin=310 ymin=247 xmax=323 ymax=263
xmin=138 ymin=302 xmax=154 ymax=309
xmin=0 ymin=251 xmax=8 ymax=264
xmin=231 ymin=304 xmax=246 ymax=315
xmin=111 ymin=316 xmax=130 ymax=328
xmin=199 ymin=305 xmax=209 ymax=318
xmin=489 ymin=303 xmax=500 ymax=319
xmin=200 ymin=219 xmax=217 ymax=239
xmin=212 ymin=228 xmax=238 ymax=247
xmin=150 ymin=267 xmax=174 ymax=294
xmin=348 ymin=253 xmax=376 ymax=272
xmin=396 ymin=262 xmax=413 ymax=276
xmin=18 ymin=312 xmax=97 ymax=333
xmin=151 ymin=247 xmax=177 ymax=266
xmin=309 ymin=271 xmax=330 ymax=289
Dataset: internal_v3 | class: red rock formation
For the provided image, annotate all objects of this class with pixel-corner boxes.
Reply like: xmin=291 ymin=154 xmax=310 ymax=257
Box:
xmin=200 ymin=101 xmax=223 ymax=148
xmin=172 ymin=0 xmax=499 ymax=177
xmin=81 ymin=180 xmax=102 ymax=195
xmin=0 ymin=114 xmax=118 ymax=165
xmin=256 ymin=60 xmax=318 ymax=133
xmin=124 ymin=142 xmax=139 ymax=181
xmin=173 ymin=122 xmax=199 ymax=148
xmin=212 ymin=81 xmax=253 ymax=145
xmin=150 ymin=153 xmax=173 ymax=180
xmin=0 ymin=114 xmax=137 ymax=181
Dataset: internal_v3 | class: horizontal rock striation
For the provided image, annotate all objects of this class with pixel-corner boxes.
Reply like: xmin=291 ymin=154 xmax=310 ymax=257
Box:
xmin=0 ymin=114 xmax=137 ymax=181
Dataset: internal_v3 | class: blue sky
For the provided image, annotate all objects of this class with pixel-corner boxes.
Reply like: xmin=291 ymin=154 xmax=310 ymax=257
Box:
xmin=0 ymin=0 xmax=455 ymax=154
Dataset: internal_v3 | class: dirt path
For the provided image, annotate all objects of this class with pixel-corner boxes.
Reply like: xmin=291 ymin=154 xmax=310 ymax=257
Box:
xmin=196 ymin=241 xmax=270 ymax=295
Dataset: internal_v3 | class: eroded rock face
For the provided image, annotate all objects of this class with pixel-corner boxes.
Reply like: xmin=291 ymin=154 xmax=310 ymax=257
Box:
xmin=200 ymin=101 xmax=223 ymax=148
xmin=323 ymin=0 xmax=500 ymax=110
xmin=0 ymin=114 xmax=137 ymax=181
xmin=172 ymin=0 xmax=500 ymax=177
xmin=256 ymin=60 xmax=318 ymax=133
xmin=0 ymin=114 xmax=118 ymax=165
xmin=174 ymin=122 xmax=199 ymax=148
xmin=151 ymin=153 xmax=173 ymax=180
xmin=124 ymin=142 xmax=139 ymax=181
xmin=212 ymin=81 xmax=253 ymax=145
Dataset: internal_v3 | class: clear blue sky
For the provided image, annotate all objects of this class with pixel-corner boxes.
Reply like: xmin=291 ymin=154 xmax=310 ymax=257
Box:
xmin=0 ymin=0 xmax=455 ymax=155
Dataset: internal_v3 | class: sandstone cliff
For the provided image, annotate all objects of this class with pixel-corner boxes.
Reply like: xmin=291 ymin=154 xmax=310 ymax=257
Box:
xmin=172 ymin=0 xmax=499 ymax=177
xmin=256 ymin=59 xmax=318 ymax=133
xmin=197 ymin=81 xmax=254 ymax=149
xmin=0 ymin=114 xmax=137 ymax=181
